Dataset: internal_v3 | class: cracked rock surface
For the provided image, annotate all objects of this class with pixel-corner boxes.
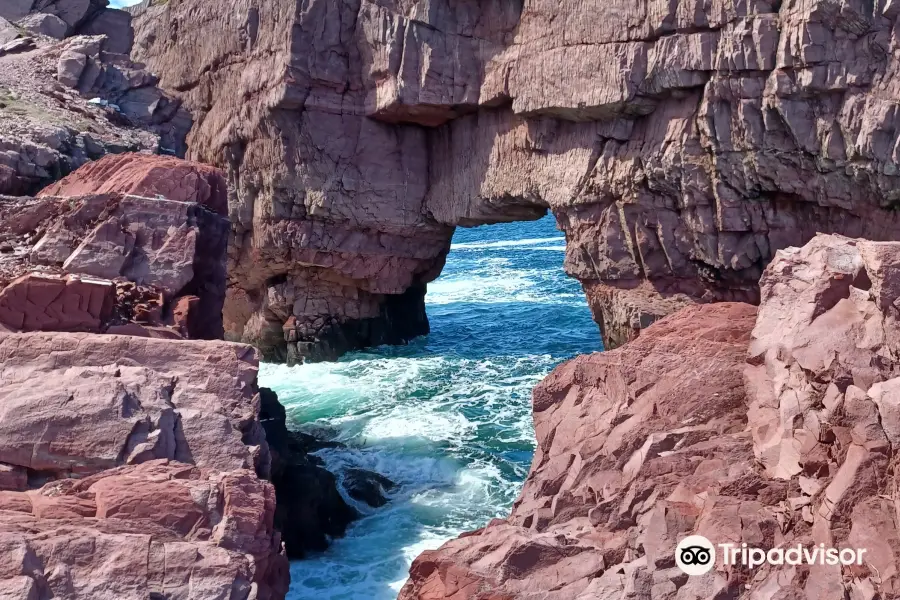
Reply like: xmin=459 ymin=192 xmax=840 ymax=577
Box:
xmin=0 ymin=330 xmax=292 ymax=599
xmin=128 ymin=0 xmax=900 ymax=357
xmin=398 ymin=233 xmax=900 ymax=599
xmin=0 ymin=460 xmax=289 ymax=600
xmin=0 ymin=155 xmax=230 ymax=340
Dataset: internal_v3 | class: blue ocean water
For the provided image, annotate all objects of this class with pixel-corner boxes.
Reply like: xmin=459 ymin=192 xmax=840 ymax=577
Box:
xmin=260 ymin=215 xmax=600 ymax=599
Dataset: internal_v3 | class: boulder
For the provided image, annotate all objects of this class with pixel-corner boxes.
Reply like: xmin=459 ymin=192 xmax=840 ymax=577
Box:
xmin=40 ymin=153 xmax=228 ymax=216
xmin=0 ymin=17 xmax=19 ymax=46
xmin=0 ymin=0 xmax=32 ymax=22
xmin=0 ymin=36 xmax=34 ymax=56
xmin=0 ymin=331 xmax=270 ymax=479
xmin=0 ymin=460 xmax=289 ymax=599
xmin=0 ymin=273 xmax=114 ymax=332
xmin=77 ymin=8 xmax=132 ymax=54
xmin=56 ymin=48 xmax=87 ymax=87
xmin=343 ymin=468 xmax=395 ymax=508
xmin=16 ymin=12 xmax=67 ymax=39
xmin=32 ymin=0 xmax=106 ymax=31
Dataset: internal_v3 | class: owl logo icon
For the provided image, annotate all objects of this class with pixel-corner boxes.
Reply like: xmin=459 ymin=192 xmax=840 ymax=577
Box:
xmin=676 ymin=535 xmax=716 ymax=576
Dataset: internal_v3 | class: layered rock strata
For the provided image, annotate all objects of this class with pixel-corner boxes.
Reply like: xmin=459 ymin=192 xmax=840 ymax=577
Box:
xmin=126 ymin=0 xmax=900 ymax=356
xmin=0 ymin=153 xmax=229 ymax=339
xmin=399 ymin=233 xmax=900 ymax=599
xmin=0 ymin=330 xmax=290 ymax=598
xmin=0 ymin=460 xmax=289 ymax=600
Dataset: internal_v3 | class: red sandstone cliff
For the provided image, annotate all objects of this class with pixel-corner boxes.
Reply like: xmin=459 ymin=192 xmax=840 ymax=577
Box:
xmin=127 ymin=0 xmax=900 ymax=359
xmin=0 ymin=155 xmax=361 ymax=597
xmin=399 ymin=233 xmax=900 ymax=599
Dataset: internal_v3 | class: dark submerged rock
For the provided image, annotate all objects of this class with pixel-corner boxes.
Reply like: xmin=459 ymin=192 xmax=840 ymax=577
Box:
xmin=259 ymin=387 xmax=359 ymax=558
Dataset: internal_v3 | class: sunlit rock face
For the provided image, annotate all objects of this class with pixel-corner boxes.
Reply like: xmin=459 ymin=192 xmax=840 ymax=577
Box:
xmin=133 ymin=0 xmax=900 ymax=358
xmin=399 ymin=234 xmax=900 ymax=600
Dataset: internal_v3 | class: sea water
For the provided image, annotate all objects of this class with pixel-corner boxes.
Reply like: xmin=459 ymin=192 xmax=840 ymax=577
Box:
xmin=260 ymin=215 xmax=601 ymax=599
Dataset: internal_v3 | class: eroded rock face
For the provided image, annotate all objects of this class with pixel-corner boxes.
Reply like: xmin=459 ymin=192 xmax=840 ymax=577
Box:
xmin=0 ymin=329 xmax=291 ymax=597
xmin=258 ymin=387 xmax=358 ymax=557
xmin=0 ymin=460 xmax=289 ymax=600
xmin=0 ymin=154 xmax=230 ymax=339
xmin=129 ymin=0 xmax=900 ymax=356
xmin=399 ymin=234 xmax=900 ymax=599
xmin=400 ymin=303 xmax=759 ymax=600
xmin=0 ymin=193 xmax=229 ymax=338
xmin=0 ymin=331 xmax=269 ymax=480
xmin=41 ymin=152 xmax=229 ymax=214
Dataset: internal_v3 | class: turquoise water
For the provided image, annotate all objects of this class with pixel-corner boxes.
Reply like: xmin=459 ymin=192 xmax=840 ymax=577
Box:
xmin=260 ymin=215 xmax=600 ymax=599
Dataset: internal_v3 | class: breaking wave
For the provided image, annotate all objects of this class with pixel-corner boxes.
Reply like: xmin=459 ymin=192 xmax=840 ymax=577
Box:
xmin=260 ymin=216 xmax=600 ymax=599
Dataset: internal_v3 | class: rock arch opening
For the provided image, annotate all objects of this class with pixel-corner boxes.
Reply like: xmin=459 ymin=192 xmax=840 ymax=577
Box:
xmin=257 ymin=213 xmax=600 ymax=597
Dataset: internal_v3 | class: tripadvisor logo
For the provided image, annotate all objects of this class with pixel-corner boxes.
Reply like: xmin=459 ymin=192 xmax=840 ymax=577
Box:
xmin=676 ymin=535 xmax=716 ymax=576
xmin=675 ymin=535 xmax=868 ymax=576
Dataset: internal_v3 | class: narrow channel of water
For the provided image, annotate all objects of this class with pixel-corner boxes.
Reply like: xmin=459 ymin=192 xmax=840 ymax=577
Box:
xmin=260 ymin=215 xmax=601 ymax=599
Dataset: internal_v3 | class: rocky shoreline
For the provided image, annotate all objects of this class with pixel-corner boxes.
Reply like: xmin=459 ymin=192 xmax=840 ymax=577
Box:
xmin=0 ymin=150 xmax=370 ymax=596
xmin=400 ymin=234 xmax=900 ymax=599
xmin=1 ymin=0 xmax=900 ymax=599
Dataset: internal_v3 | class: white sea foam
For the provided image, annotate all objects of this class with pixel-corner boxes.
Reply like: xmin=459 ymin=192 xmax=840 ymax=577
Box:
xmin=264 ymin=216 xmax=599 ymax=600
xmin=426 ymin=274 xmax=544 ymax=305
xmin=450 ymin=236 xmax=566 ymax=250
xmin=282 ymin=441 xmax=517 ymax=599
xmin=361 ymin=407 xmax=475 ymax=443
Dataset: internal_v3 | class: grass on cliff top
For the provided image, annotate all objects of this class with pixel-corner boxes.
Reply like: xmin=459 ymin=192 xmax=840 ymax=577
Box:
xmin=0 ymin=87 xmax=90 ymax=131
xmin=0 ymin=87 xmax=32 ymax=116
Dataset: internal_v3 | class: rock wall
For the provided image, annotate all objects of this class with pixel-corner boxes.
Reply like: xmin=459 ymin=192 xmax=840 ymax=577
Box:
xmin=0 ymin=331 xmax=290 ymax=599
xmin=399 ymin=233 xmax=900 ymax=599
xmin=0 ymin=153 xmax=229 ymax=339
xmin=0 ymin=460 xmax=289 ymax=600
xmin=129 ymin=0 xmax=900 ymax=357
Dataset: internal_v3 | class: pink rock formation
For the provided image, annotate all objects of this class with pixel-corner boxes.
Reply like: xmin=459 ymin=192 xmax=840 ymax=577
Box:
xmin=0 ymin=156 xmax=230 ymax=339
xmin=0 ymin=460 xmax=288 ymax=599
xmin=40 ymin=153 xmax=229 ymax=216
xmin=0 ymin=273 xmax=114 ymax=332
xmin=0 ymin=331 xmax=269 ymax=480
xmin=0 ymin=328 xmax=292 ymax=597
xmin=127 ymin=0 xmax=900 ymax=357
xmin=399 ymin=233 xmax=900 ymax=599
xmin=0 ymin=153 xmax=359 ymax=584
xmin=400 ymin=302 xmax=759 ymax=599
